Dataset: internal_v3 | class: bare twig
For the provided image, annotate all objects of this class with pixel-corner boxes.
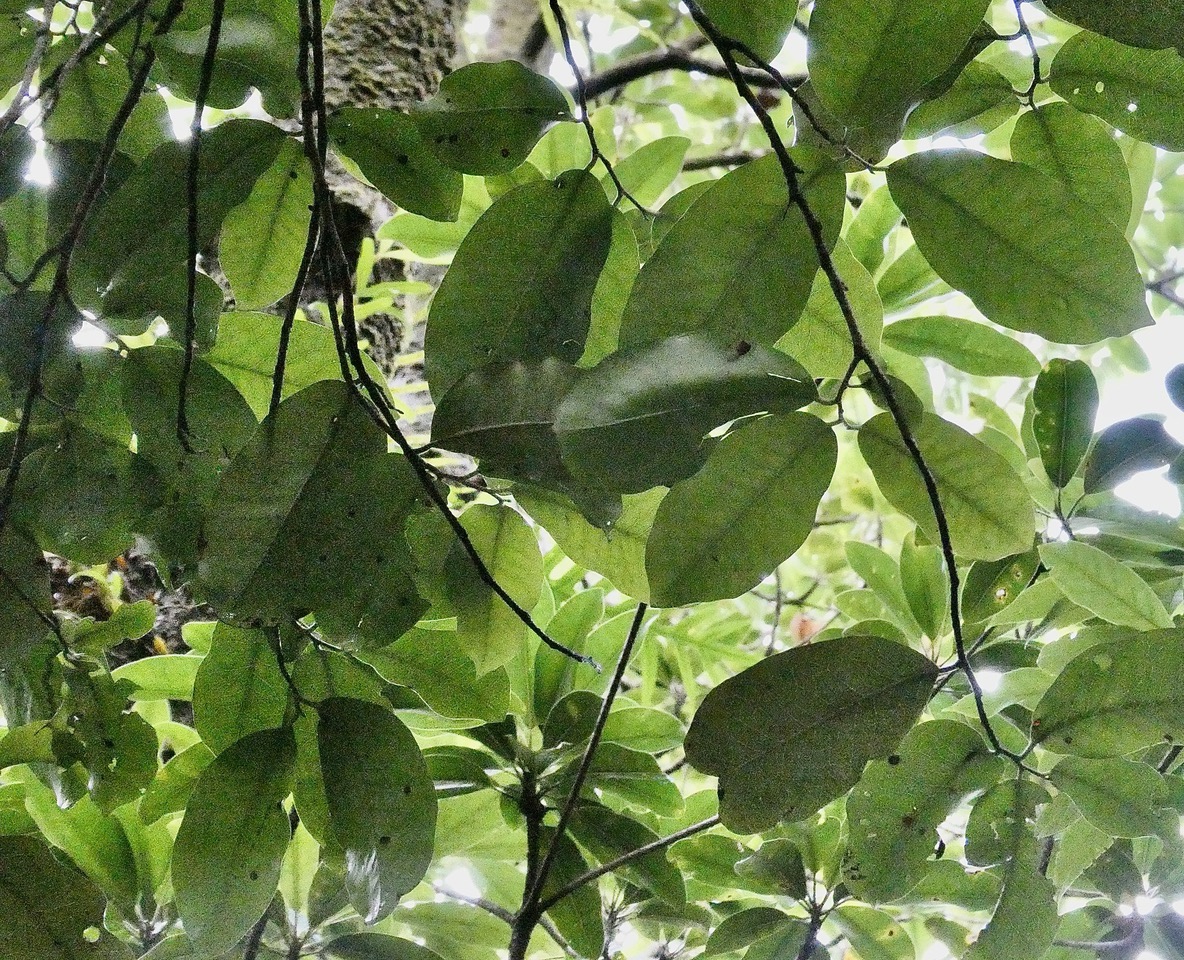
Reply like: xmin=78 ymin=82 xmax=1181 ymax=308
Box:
xmin=582 ymin=42 xmax=792 ymax=100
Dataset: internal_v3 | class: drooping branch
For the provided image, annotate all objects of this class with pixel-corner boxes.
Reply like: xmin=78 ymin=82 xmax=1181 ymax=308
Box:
xmin=682 ymin=0 xmax=1020 ymax=766
xmin=683 ymin=150 xmax=767 ymax=171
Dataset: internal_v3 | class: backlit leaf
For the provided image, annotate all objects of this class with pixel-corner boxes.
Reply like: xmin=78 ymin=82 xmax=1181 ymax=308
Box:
xmin=1032 ymin=359 xmax=1098 ymax=488
xmin=1039 ymin=541 xmax=1173 ymax=630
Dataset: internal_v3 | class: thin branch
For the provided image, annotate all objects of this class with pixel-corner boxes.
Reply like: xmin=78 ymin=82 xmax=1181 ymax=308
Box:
xmin=290 ymin=0 xmax=594 ymax=669
xmin=548 ymin=0 xmax=652 ymax=213
xmin=682 ymin=0 xmax=1017 ymax=764
xmin=538 ymin=814 xmax=720 ymax=913
xmin=582 ymin=43 xmax=791 ymax=100
xmin=1011 ymin=0 xmax=1043 ymax=103
xmin=179 ymin=0 xmax=228 ymax=451
xmin=520 ymin=604 xmax=649 ymax=920
xmin=269 ymin=202 xmax=322 ymax=419
xmin=683 ymin=149 xmax=766 ymax=171
xmin=241 ymin=912 xmax=270 ymax=960
xmin=0 ymin=0 xmax=186 ymax=537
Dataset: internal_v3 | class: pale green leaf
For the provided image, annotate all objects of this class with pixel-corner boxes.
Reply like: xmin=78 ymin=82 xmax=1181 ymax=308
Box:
xmin=1039 ymin=541 xmax=1172 ymax=630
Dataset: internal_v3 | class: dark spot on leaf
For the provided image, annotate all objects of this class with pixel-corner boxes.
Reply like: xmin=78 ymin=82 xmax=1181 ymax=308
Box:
xmin=379 ymin=835 xmax=391 ymax=845
xmin=718 ymin=786 xmax=726 ymax=800
xmin=103 ymin=738 xmax=115 ymax=748
xmin=289 ymin=170 xmax=298 ymax=179
xmin=397 ymin=154 xmax=409 ymax=165
xmin=250 ymin=870 xmax=259 ymax=880
xmin=1064 ymin=735 xmax=1073 ymax=744
xmin=403 ymin=784 xmax=412 ymax=795
xmin=448 ymin=133 xmax=459 ymax=144
xmin=501 ymin=147 xmax=511 ymax=158
xmin=888 ymin=754 xmax=901 ymax=765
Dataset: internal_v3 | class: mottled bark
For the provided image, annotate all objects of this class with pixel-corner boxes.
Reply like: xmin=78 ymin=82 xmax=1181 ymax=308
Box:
xmin=320 ymin=0 xmax=466 ymax=374
xmin=484 ymin=0 xmax=547 ymax=65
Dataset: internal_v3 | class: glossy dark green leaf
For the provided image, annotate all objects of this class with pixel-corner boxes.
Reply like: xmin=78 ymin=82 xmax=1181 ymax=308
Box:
xmin=328 ymin=108 xmax=462 ymax=221
xmin=1039 ymin=541 xmax=1172 ymax=630
xmin=1050 ymin=32 xmax=1184 ymax=150
xmin=193 ymin=625 xmax=288 ymax=754
xmin=1084 ymin=417 xmax=1183 ymax=493
xmin=555 ymin=334 xmax=817 ymax=494
xmin=172 ymin=727 xmax=295 ymax=954
xmin=1043 ymin=1 xmax=1184 ymax=51
xmin=220 ymin=138 xmax=314 ymax=309
xmin=646 ymin=412 xmax=837 ymax=606
xmin=1032 ymin=358 xmax=1098 ymax=488
xmin=859 ymin=412 xmax=1035 ymax=561
xmin=325 ymin=934 xmax=445 ymax=960
xmin=1032 ymin=629 xmax=1184 ymax=756
xmin=201 ymin=381 xmax=427 ymax=648
xmin=0 ymin=126 xmax=32 ymax=204
xmin=443 ymin=503 xmax=543 ymax=674
xmin=882 ymin=316 xmax=1040 ymax=377
xmin=887 ymin=150 xmax=1152 ymax=343
xmin=619 ymin=151 xmax=844 ymax=348
xmin=808 ymin=0 xmax=990 ymax=139
xmin=70 ymin=120 xmax=285 ymax=321
xmin=685 ymin=635 xmax=938 ymax=832
xmin=412 ymin=60 xmax=570 ymax=175
xmin=431 ymin=358 xmax=581 ymax=490
xmin=0 ymin=836 xmax=132 ymax=960
xmin=425 ymin=170 xmax=613 ymax=397
xmin=156 ymin=0 xmax=301 ymax=117
xmin=1010 ymin=103 xmax=1132 ymax=228
xmin=845 ymin=720 xmax=1004 ymax=902
xmin=318 ymin=697 xmax=436 ymax=923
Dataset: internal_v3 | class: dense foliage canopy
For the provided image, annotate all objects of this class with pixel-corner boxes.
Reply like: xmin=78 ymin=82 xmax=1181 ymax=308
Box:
xmin=2 ymin=0 xmax=1184 ymax=958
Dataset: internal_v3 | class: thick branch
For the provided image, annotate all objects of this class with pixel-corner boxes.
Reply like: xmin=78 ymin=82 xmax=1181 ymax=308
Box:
xmin=583 ymin=43 xmax=794 ymax=100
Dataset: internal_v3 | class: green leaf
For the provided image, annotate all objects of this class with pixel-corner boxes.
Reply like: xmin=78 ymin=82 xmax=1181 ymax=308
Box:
xmin=139 ymin=742 xmax=215 ymax=825
xmin=318 ymin=697 xmax=437 ymax=923
xmin=1032 ymin=359 xmax=1098 ymax=488
xmin=325 ymin=934 xmax=445 ymax=960
xmin=645 ymin=412 xmax=837 ymax=606
xmin=961 ymin=548 xmax=1039 ymax=625
xmin=845 ymin=720 xmax=1004 ymax=902
xmin=70 ymin=120 xmax=285 ymax=322
xmin=534 ymin=590 xmax=606 ymax=719
xmin=0 ymin=836 xmax=132 ymax=960
xmin=516 ymin=486 xmax=662 ymax=600
xmin=539 ymin=828 xmax=606 ymax=958
xmin=110 ymin=654 xmax=199 ymax=701
xmin=358 ymin=628 xmax=511 ymax=722
xmin=964 ymin=857 xmax=1056 ymax=960
xmin=569 ymin=804 xmax=687 ymax=906
xmin=1039 ymin=541 xmax=1173 ymax=630
xmin=425 ymin=170 xmax=613 ymax=397
xmin=1050 ymin=756 xmax=1169 ymax=837
xmin=193 ymin=625 xmax=289 ymax=753
xmin=1032 ymin=629 xmax=1184 ymax=755
xmin=1084 ymin=417 xmax=1183 ymax=493
xmin=201 ymin=381 xmax=427 ymax=648
xmin=619 ymin=151 xmax=845 ymax=348
xmin=554 ymin=334 xmax=817 ymax=494
xmin=883 ymin=315 xmax=1039 ymax=378
xmin=0 ymin=720 xmax=55 ymax=767
xmin=775 ymin=239 xmax=884 ymax=380
xmin=328 ymin=108 xmax=462 ymax=221
xmin=808 ymin=0 xmax=990 ymax=138
xmin=902 ymin=61 xmax=1017 ymax=139
xmin=735 ymin=839 xmax=808 ymax=898
xmin=612 ymin=136 xmax=690 ymax=207
xmin=1050 ymin=32 xmax=1184 ymax=150
xmin=684 ymin=635 xmax=938 ymax=832
xmin=887 ymin=150 xmax=1153 ymax=343
xmin=203 ymin=311 xmax=363 ymax=418
xmin=859 ymin=412 xmax=1035 ymax=561
xmin=0 ymin=126 xmax=33 ymax=205
xmin=412 ymin=60 xmax=570 ymax=175
xmin=899 ymin=533 xmax=948 ymax=640
xmin=695 ymin=0 xmax=796 ymax=61
xmin=704 ymin=907 xmax=797 ymax=956
xmin=443 ymin=503 xmax=543 ymax=674
xmin=1043 ymin=1 xmax=1184 ymax=51
xmin=1010 ymin=103 xmax=1133 ymax=228
xmin=172 ymin=727 xmax=295 ymax=955
xmin=67 ymin=599 xmax=156 ymax=656
xmin=220 ymin=137 xmax=314 ymax=309
xmin=430 ymin=358 xmax=581 ymax=490
xmin=1167 ymin=364 xmax=1184 ymax=411
xmin=831 ymin=906 xmax=915 ymax=960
